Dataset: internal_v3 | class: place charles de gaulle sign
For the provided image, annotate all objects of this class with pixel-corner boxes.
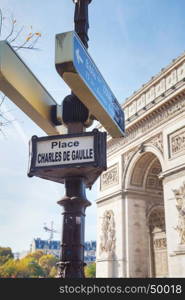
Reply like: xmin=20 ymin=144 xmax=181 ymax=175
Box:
xmin=28 ymin=129 xmax=107 ymax=188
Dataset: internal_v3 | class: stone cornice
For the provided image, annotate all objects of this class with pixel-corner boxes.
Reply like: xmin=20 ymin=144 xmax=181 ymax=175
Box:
xmin=107 ymin=92 xmax=185 ymax=157
xmin=123 ymin=51 xmax=185 ymax=109
xmin=96 ymin=189 xmax=123 ymax=204
xmin=159 ymin=163 xmax=185 ymax=179
xmin=96 ymin=258 xmax=125 ymax=262
xmin=125 ymin=79 xmax=185 ymax=128
xmin=123 ymin=188 xmax=163 ymax=199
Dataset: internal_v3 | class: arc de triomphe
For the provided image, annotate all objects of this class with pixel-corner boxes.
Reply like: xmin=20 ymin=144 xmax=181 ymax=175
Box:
xmin=96 ymin=52 xmax=185 ymax=278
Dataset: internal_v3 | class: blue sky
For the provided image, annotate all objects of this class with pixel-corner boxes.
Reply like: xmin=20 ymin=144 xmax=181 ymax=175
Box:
xmin=1 ymin=0 xmax=185 ymax=253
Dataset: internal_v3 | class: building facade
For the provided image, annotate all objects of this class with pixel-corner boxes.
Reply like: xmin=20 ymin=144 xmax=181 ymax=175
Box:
xmin=31 ymin=238 xmax=60 ymax=257
xmin=31 ymin=238 xmax=96 ymax=263
xmin=84 ymin=241 xmax=96 ymax=264
xmin=96 ymin=52 xmax=185 ymax=278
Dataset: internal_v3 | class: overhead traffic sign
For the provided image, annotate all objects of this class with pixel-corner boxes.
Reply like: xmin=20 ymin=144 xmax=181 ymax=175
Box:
xmin=55 ymin=31 xmax=125 ymax=138
xmin=0 ymin=41 xmax=60 ymax=135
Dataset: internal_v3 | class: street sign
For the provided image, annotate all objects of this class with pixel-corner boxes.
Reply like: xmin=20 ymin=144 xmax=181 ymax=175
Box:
xmin=28 ymin=129 xmax=107 ymax=188
xmin=55 ymin=31 xmax=125 ymax=138
xmin=0 ymin=41 xmax=61 ymax=135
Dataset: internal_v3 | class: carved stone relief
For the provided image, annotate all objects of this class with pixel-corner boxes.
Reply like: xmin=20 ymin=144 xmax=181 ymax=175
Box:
xmin=147 ymin=133 xmax=163 ymax=154
xmin=152 ymin=232 xmax=168 ymax=277
xmin=169 ymin=126 xmax=185 ymax=158
xmin=146 ymin=160 xmax=163 ymax=190
xmin=100 ymin=164 xmax=119 ymax=191
xmin=173 ymin=182 xmax=185 ymax=245
xmin=153 ymin=238 xmax=167 ymax=250
xmin=148 ymin=207 xmax=168 ymax=277
xmin=148 ymin=207 xmax=165 ymax=232
xmin=99 ymin=210 xmax=116 ymax=257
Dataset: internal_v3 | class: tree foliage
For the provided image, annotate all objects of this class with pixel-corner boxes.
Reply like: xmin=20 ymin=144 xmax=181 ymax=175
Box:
xmin=0 ymin=257 xmax=44 ymax=278
xmin=25 ymin=250 xmax=44 ymax=262
xmin=18 ymin=257 xmax=44 ymax=278
xmin=0 ymin=259 xmax=17 ymax=278
xmin=39 ymin=254 xmax=58 ymax=277
xmin=0 ymin=247 xmax=14 ymax=266
xmin=84 ymin=262 xmax=96 ymax=278
xmin=0 ymin=248 xmax=58 ymax=278
xmin=0 ymin=247 xmax=97 ymax=278
xmin=49 ymin=266 xmax=58 ymax=278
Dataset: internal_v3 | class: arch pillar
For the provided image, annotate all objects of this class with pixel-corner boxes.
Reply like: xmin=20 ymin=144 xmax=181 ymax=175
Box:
xmin=125 ymin=189 xmax=149 ymax=277
xmin=96 ymin=191 xmax=126 ymax=278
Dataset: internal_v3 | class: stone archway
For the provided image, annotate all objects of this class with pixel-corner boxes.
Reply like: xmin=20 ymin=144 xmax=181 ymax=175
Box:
xmin=124 ymin=150 xmax=168 ymax=277
xmin=96 ymin=52 xmax=185 ymax=278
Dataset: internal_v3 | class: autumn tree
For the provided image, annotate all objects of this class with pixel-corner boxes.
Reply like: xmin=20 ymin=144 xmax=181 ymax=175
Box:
xmin=84 ymin=262 xmax=96 ymax=278
xmin=0 ymin=248 xmax=59 ymax=278
xmin=38 ymin=254 xmax=58 ymax=277
xmin=16 ymin=256 xmax=44 ymax=278
xmin=0 ymin=247 xmax=14 ymax=266
xmin=25 ymin=250 xmax=44 ymax=262
xmin=49 ymin=266 xmax=58 ymax=278
xmin=0 ymin=256 xmax=44 ymax=278
xmin=0 ymin=259 xmax=17 ymax=278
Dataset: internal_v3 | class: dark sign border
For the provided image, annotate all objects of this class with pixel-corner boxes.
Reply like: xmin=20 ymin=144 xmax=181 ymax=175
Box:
xmin=28 ymin=129 xmax=106 ymax=176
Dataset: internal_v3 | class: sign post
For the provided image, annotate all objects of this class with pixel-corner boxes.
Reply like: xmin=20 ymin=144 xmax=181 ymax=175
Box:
xmin=53 ymin=0 xmax=124 ymax=277
xmin=0 ymin=0 xmax=124 ymax=278
xmin=55 ymin=0 xmax=98 ymax=278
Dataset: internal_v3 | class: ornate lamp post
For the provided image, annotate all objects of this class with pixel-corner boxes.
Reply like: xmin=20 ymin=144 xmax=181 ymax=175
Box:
xmin=57 ymin=0 xmax=93 ymax=278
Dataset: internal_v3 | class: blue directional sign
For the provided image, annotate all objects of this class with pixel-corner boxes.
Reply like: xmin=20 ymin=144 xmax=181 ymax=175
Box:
xmin=55 ymin=31 xmax=125 ymax=138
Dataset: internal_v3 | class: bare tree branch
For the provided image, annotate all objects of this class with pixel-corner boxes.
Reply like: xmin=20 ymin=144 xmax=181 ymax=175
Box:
xmin=0 ymin=127 xmax=7 ymax=138
xmin=0 ymin=113 xmax=15 ymax=123
xmin=5 ymin=15 xmax=16 ymax=40
xmin=12 ymin=32 xmax=41 ymax=51
xmin=0 ymin=9 xmax=42 ymax=135
xmin=13 ymin=46 xmax=40 ymax=51
xmin=0 ymin=94 xmax=6 ymax=106
xmin=9 ymin=26 xmax=24 ymax=43
xmin=0 ymin=9 xmax=2 ymax=38
xmin=27 ymin=34 xmax=41 ymax=49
